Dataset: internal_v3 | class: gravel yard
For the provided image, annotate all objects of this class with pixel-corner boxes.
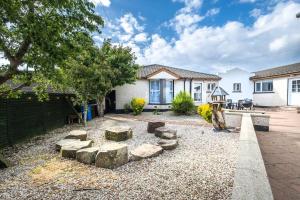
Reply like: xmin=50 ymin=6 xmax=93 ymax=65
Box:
xmin=0 ymin=112 xmax=239 ymax=200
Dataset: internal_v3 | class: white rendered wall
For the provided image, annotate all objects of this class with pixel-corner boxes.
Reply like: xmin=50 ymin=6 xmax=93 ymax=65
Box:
xmin=219 ymin=68 xmax=253 ymax=102
xmin=253 ymin=77 xmax=288 ymax=107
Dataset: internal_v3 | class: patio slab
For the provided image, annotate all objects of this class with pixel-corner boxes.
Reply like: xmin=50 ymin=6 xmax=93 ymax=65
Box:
xmin=257 ymin=110 xmax=300 ymax=200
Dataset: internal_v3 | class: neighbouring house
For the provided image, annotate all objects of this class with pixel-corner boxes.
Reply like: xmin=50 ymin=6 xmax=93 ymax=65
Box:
xmin=218 ymin=68 xmax=253 ymax=102
xmin=250 ymin=62 xmax=300 ymax=107
xmin=112 ymin=64 xmax=221 ymax=112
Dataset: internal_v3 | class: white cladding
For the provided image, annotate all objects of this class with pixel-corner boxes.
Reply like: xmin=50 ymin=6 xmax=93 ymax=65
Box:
xmin=219 ymin=68 xmax=253 ymax=102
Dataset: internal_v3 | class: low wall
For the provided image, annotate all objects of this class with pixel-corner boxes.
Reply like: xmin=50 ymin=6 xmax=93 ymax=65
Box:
xmin=225 ymin=111 xmax=270 ymax=132
xmin=231 ymin=113 xmax=273 ymax=200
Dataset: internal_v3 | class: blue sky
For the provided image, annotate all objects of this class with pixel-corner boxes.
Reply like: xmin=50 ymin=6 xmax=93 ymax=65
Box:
xmin=94 ymin=0 xmax=300 ymax=73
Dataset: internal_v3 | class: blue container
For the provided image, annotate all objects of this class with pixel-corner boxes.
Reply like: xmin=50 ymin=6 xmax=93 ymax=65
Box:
xmin=81 ymin=105 xmax=92 ymax=121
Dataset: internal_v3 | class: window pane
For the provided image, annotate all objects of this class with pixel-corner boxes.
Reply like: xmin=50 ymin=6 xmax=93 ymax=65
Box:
xmin=262 ymin=81 xmax=273 ymax=92
xmin=165 ymin=80 xmax=173 ymax=103
xmin=194 ymin=83 xmax=202 ymax=101
xmin=255 ymin=82 xmax=261 ymax=92
xmin=150 ymin=80 xmax=160 ymax=103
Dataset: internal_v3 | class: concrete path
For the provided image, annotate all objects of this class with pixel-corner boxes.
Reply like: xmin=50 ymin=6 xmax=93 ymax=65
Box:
xmin=256 ymin=110 xmax=300 ymax=200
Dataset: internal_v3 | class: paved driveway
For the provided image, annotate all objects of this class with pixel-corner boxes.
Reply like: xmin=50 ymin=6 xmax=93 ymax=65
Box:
xmin=257 ymin=110 xmax=300 ymax=200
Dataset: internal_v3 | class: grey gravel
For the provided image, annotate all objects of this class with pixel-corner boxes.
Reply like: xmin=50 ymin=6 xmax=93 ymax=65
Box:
xmin=0 ymin=112 xmax=239 ymax=200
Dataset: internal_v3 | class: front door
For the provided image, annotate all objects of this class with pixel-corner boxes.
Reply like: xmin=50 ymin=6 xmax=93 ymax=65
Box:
xmin=105 ymin=90 xmax=116 ymax=113
xmin=288 ymin=78 xmax=300 ymax=106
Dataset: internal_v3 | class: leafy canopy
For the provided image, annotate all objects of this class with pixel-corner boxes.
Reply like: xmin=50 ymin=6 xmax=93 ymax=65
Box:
xmin=0 ymin=0 xmax=104 ymax=97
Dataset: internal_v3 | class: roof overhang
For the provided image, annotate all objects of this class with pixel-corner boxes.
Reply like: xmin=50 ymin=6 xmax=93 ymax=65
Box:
xmin=146 ymin=68 xmax=181 ymax=79
xmin=250 ymin=72 xmax=300 ymax=80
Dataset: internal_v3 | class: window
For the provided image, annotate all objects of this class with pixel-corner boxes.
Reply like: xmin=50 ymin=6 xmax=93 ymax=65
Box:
xmin=207 ymin=83 xmax=216 ymax=92
xmin=150 ymin=80 xmax=160 ymax=104
xmin=255 ymin=80 xmax=273 ymax=92
xmin=149 ymin=80 xmax=174 ymax=104
xmin=166 ymin=80 xmax=174 ymax=103
xmin=193 ymin=83 xmax=202 ymax=102
xmin=233 ymin=83 xmax=241 ymax=92
xmin=292 ymin=80 xmax=300 ymax=92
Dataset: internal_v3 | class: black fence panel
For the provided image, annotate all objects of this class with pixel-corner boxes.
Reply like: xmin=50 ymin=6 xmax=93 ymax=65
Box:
xmin=0 ymin=94 xmax=75 ymax=148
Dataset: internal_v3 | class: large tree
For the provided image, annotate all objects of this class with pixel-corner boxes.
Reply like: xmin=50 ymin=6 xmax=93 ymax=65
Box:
xmin=0 ymin=0 xmax=103 ymax=96
xmin=95 ymin=40 xmax=139 ymax=116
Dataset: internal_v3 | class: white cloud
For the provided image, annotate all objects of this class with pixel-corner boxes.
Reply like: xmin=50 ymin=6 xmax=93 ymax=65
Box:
xmin=250 ymin=8 xmax=262 ymax=18
xmin=134 ymin=33 xmax=148 ymax=42
xmin=119 ymin=13 xmax=144 ymax=34
xmin=89 ymin=0 xmax=111 ymax=7
xmin=239 ymin=0 xmax=256 ymax=3
xmin=135 ymin=1 xmax=300 ymax=73
xmin=205 ymin=8 xmax=221 ymax=17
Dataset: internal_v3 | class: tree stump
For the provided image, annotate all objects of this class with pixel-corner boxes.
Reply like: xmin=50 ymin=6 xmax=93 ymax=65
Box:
xmin=211 ymin=103 xmax=226 ymax=131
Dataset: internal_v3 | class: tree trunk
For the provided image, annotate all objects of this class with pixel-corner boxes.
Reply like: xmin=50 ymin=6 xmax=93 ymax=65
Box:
xmin=211 ymin=103 xmax=226 ymax=131
xmin=83 ymin=101 xmax=88 ymax=127
xmin=96 ymin=97 xmax=105 ymax=117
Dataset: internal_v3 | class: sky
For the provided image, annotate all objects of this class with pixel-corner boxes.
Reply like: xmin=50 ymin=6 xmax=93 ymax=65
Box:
xmin=91 ymin=0 xmax=300 ymax=73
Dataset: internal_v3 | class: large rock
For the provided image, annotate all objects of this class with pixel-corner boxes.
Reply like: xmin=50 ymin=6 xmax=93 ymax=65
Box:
xmin=157 ymin=139 xmax=178 ymax=150
xmin=60 ymin=140 xmax=93 ymax=159
xmin=105 ymin=126 xmax=133 ymax=141
xmin=65 ymin=130 xmax=87 ymax=141
xmin=131 ymin=144 xmax=163 ymax=161
xmin=154 ymin=127 xmax=177 ymax=138
xmin=55 ymin=139 xmax=80 ymax=151
xmin=95 ymin=143 xmax=128 ymax=169
xmin=161 ymin=132 xmax=177 ymax=140
xmin=76 ymin=147 xmax=99 ymax=164
xmin=147 ymin=121 xmax=165 ymax=133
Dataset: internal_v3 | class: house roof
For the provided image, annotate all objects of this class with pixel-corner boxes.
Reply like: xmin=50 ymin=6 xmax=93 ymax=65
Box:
xmin=138 ymin=64 xmax=221 ymax=80
xmin=250 ymin=62 xmax=300 ymax=80
xmin=210 ymin=86 xmax=229 ymax=96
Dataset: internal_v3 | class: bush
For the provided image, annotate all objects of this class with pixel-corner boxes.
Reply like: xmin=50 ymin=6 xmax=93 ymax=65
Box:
xmin=198 ymin=104 xmax=212 ymax=123
xmin=130 ymin=98 xmax=145 ymax=115
xmin=171 ymin=91 xmax=195 ymax=115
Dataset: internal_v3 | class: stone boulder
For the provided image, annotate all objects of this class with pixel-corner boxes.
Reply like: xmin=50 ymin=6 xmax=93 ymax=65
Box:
xmin=147 ymin=121 xmax=165 ymax=133
xmin=60 ymin=140 xmax=93 ymax=159
xmin=131 ymin=144 xmax=163 ymax=161
xmin=161 ymin=132 xmax=177 ymax=140
xmin=76 ymin=147 xmax=99 ymax=164
xmin=157 ymin=139 xmax=178 ymax=150
xmin=55 ymin=139 xmax=80 ymax=151
xmin=105 ymin=126 xmax=133 ymax=141
xmin=65 ymin=130 xmax=87 ymax=141
xmin=154 ymin=127 xmax=177 ymax=138
xmin=95 ymin=143 xmax=128 ymax=169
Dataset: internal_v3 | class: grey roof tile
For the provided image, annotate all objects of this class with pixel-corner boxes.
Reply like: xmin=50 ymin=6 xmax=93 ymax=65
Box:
xmin=138 ymin=64 xmax=221 ymax=80
xmin=251 ymin=62 xmax=300 ymax=79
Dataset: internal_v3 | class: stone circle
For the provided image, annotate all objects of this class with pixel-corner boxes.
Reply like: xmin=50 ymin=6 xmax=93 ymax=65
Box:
xmin=130 ymin=144 xmax=163 ymax=161
xmin=76 ymin=147 xmax=99 ymax=164
xmin=65 ymin=130 xmax=87 ymax=141
xmin=147 ymin=121 xmax=165 ymax=133
xmin=105 ymin=126 xmax=133 ymax=141
xmin=60 ymin=140 xmax=93 ymax=159
xmin=95 ymin=143 xmax=128 ymax=169
xmin=157 ymin=139 xmax=178 ymax=150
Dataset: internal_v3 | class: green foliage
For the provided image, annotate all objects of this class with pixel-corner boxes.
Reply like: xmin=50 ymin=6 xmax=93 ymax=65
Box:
xmin=198 ymin=104 xmax=212 ymax=123
xmin=123 ymin=103 xmax=131 ymax=114
xmin=0 ymin=0 xmax=104 ymax=98
xmin=171 ymin=91 xmax=195 ymax=115
xmin=130 ymin=98 xmax=145 ymax=115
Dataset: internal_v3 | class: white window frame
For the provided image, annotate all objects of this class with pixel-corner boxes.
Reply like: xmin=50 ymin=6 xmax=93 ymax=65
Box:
xmin=149 ymin=80 xmax=160 ymax=104
xmin=233 ymin=83 xmax=241 ymax=92
xmin=207 ymin=83 xmax=216 ymax=92
xmin=291 ymin=80 xmax=300 ymax=93
xmin=193 ymin=82 xmax=202 ymax=102
xmin=255 ymin=80 xmax=273 ymax=93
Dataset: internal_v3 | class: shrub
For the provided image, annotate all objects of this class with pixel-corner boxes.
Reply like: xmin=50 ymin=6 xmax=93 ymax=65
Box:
xmin=123 ymin=103 xmax=131 ymax=114
xmin=130 ymin=98 xmax=145 ymax=115
xmin=198 ymin=104 xmax=212 ymax=123
xmin=171 ymin=91 xmax=195 ymax=115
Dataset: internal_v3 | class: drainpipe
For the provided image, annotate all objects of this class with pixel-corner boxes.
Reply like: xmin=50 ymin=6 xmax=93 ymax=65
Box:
xmin=189 ymin=79 xmax=193 ymax=95
xmin=183 ymin=78 xmax=186 ymax=92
